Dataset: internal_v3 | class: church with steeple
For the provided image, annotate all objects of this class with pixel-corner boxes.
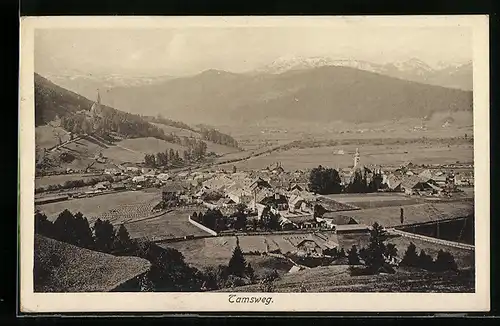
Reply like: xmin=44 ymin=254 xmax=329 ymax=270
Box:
xmin=353 ymin=148 xmax=360 ymax=169
xmin=88 ymin=89 xmax=104 ymax=132
xmin=90 ymin=89 xmax=103 ymax=119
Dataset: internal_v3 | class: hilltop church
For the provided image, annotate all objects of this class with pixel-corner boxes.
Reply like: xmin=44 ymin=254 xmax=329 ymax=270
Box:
xmin=78 ymin=89 xmax=105 ymax=133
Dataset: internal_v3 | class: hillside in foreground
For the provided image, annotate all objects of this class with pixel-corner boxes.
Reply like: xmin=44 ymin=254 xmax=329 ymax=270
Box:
xmin=216 ymin=265 xmax=474 ymax=293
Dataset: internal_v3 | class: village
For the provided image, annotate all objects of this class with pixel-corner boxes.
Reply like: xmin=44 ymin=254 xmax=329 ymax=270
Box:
xmin=31 ymin=43 xmax=475 ymax=294
xmin=34 ymin=139 xmax=475 ymax=283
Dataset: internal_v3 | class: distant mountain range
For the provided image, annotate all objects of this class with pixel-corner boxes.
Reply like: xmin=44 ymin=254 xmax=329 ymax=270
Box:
xmin=38 ymin=56 xmax=473 ymax=128
xmin=40 ymin=72 xmax=175 ymax=103
xmin=252 ymin=56 xmax=472 ymax=91
xmin=97 ymin=64 xmax=472 ymax=127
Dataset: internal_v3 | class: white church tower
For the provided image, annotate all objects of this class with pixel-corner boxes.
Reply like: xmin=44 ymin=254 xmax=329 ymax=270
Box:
xmin=90 ymin=89 xmax=103 ymax=118
xmin=353 ymin=148 xmax=360 ymax=169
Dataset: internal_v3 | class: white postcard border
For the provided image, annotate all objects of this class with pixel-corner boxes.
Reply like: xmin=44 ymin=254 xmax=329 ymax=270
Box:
xmin=19 ymin=15 xmax=490 ymax=313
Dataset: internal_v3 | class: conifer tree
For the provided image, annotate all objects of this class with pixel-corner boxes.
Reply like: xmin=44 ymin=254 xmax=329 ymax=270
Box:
xmin=347 ymin=245 xmax=360 ymax=265
xmin=400 ymin=242 xmax=419 ymax=267
xmin=228 ymin=240 xmax=246 ymax=277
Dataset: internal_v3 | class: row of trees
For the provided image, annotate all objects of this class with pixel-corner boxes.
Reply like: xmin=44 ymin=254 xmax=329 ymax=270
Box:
xmin=192 ymin=205 xmax=282 ymax=233
xmin=345 ymin=169 xmax=384 ymax=194
xmin=192 ymin=209 xmax=228 ymax=232
xmin=143 ymin=114 xmax=197 ymax=132
xmin=143 ymin=141 xmax=208 ymax=168
xmin=399 ymin=243 xmax=458 ymax=272
xmin=35 ymin=210 xmax=132 ymax=253
xmin=308 ymin=165 xmax=384 ymax=195
xmin=35 ymin=174 xmax=114 ymax=194
xmin=34 ymin=209 xmax=207 ymax=292
xmin=199 ymin=126 xmax=239 ymax=149
xmin=60 ymin=107 xmax=168 ymax=141
xmin=344 ymin=222 xmax=458 ymax=273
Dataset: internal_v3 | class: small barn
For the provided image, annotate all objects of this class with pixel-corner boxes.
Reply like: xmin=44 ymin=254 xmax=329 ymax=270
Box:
xmin=401 ymin=176 xmax=434 ymax=195
xmin=162 ymin=182 xmax=187 ymax=203
xmin=296 ymin=239 xmax=323 ymax=256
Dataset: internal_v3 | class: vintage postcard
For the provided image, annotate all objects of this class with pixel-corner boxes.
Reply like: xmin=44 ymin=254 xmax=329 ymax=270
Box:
xmin=19 ymin=16 xmax=490 ymax=313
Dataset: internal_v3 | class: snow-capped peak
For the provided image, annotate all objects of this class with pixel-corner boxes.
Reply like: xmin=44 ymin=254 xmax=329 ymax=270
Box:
xmin=255 ymin=55 xmax=386 ymax=75
xmin=390 ymin=58 xmax=434 ymax=74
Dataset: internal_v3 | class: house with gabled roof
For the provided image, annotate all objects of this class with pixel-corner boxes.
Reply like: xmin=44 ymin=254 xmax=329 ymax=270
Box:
xmin=386 ymin=174 xmax=403 ymax=192
xmin=401 ymin=175 xmax=434 ymax=195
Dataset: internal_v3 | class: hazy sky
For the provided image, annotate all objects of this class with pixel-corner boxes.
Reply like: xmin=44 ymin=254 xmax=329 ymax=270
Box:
xmin=35 ymin=26 xmax=472 ymax=77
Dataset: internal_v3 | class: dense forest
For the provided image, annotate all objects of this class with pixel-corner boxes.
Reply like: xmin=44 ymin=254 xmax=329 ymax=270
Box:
xmin=142 ymin=114 xmax=197 ymax=132
xmin=143 ymin=138 xmax=209 ymax=168
xmin=60 ymin=107 xmax=168 ymax=141
xmin=198 ymin=125 xmax=239 ymax=149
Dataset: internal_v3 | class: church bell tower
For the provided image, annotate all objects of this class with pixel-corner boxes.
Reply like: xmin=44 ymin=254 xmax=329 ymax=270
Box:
xmin=353 ymin=148 xmax=360 ymax=169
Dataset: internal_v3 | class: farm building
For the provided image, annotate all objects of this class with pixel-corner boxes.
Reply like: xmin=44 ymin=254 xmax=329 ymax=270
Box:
xmin=266 ymin=162 xmax=285 ymax=174
xmin=288 ymin=183 xmax=307 ymax=192
xmin=132 ymin=175 xmax=146 ymax=183
xmin=288 ymin=194 xmax=307 ymax=212
xmin=295 ymin=235 xmax=339 ymax=257
xmin=93 ymin=181 xmax=111 ymax=190
xmin=296 ymin=239 xmax=323 ymax=256
xmin=141 ymin=168 xmax=152 ymax=174
xmin=280 ymin=211 xmax=317 ymax=229
xmin=227 ymin=183 xmax=253 ymax=204
xmin=400 ymin=176 xmax=435 ymax=195
xmin=202 ymin=175 xmax=233 ymax=192
xmin=248 ymin=177 xmax=273 ymax=192
xmin=162 ymin=182 xmax=187 ymax=201
xmin=386 ymin=174 xmax=403 ymax=192
xmin=34 ymin=234 xmax=151 ymax=292
xmin=320 ymin=213 xmax=359 ymax=225
xmin=288 ymin=265 xmax=304 ymax=274
xmin=418 ymin=169 xmax=434 ymax=182
xmin=156 ymin=173 xmax=171 ymax=182
xmin=278 ymin=216 xmax=295 ymax=230
xmin=104 ymin=168 xmax=121 ymax=176
xmin=334 ymin=224 xmax=371 ymax=234
xmin=112 ymin=183 xmax=126 ymax=191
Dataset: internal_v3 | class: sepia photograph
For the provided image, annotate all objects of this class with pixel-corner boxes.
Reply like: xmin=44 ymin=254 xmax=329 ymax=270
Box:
xmin=19 ymin=16 xmax=489 ymax=312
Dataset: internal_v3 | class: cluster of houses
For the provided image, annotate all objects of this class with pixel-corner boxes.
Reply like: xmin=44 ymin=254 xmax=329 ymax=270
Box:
xmin=158 ymin=166 xmax=367 ymax=232
xmin=383 ymin=163 xmax=471 ymax=196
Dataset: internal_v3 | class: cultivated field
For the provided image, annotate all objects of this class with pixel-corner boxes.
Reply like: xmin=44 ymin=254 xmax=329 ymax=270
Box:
xmin=152 ymin=123 xmax=200 ymax=138
xmin=35 ymin=125 xmax=71 ymax=150
xmin=217 ymin=265 xmax=475 ymax=293
xmin=323 ymin=193 xmax=424 ymax=209
xmin=218 ymin=143 xmax=473 ymax=171
xmin=216 ymin=113 xmax=473 ymax=147
xmin=162 ymin=232 xmax=338 ymax=270
xmin=152 ymin=123 xmax=241 ymax=155
xmin=36 ymin=190 xmax=162 ymax=224
xmin=161 ymin=236 xmax=295 ymax=277
xmin=124 ymin=208 xmax=209 ymax=241
xmin=325 ymin=202 xmax=474 ymax=228
xmin=161 ymin=237 xmax=238 ymax=269
xmin=337 ymin=233 xmax=372 ymax=251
